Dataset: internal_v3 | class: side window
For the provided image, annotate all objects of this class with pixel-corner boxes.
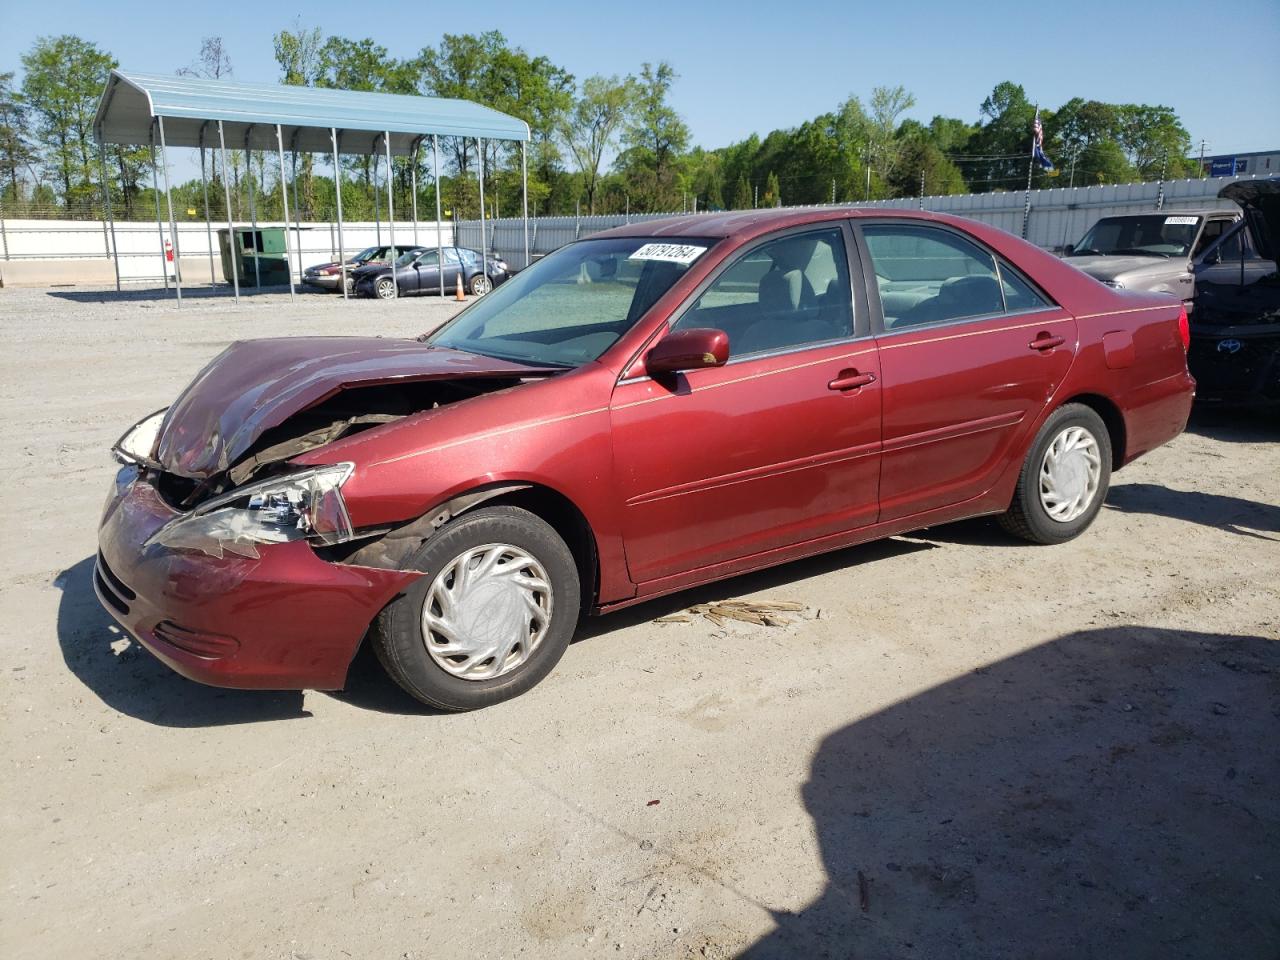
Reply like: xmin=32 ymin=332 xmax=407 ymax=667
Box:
xmin=443 ymin=248 xmax=462 ymax=264
xmin=998 ymin=260 xmax=1051 ymax=312
xmin=673 ymin=228 xmax=853 ymax=358
xmin=1209 ymin=223 xmax=1254 ymax=263
xmin=416 ymin=251 xmax=439 ymax=267
xmin=863 ymin=224 xmax=1005 ymax=329
xmin=1193 ymin=219 xmax=1229 ymax=258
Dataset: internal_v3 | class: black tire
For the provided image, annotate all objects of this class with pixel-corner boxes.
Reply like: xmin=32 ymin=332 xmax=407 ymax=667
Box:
xmin=469 ymin=272 xmax=491 ymax=296
xmin=371 ymin=505 xmax=580 ymax=711
xmin=998 ymin=403 xmax=1112 ymax=545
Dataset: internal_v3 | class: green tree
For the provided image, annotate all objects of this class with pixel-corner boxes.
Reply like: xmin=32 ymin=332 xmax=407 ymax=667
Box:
xmin=764 ymin=170 xmax=781 ymax=207
xmin=560 ymin=74 xmax=634 ymax=214
xmin=0 ymin=71 xmax=36 ymax=201
xmin=732 ymin=174 xmax=752 ymax=209
xmin=618 ymin=61 xmax=690 ymax=210
xmin=20 ymin=35 xmax=116 ymax=206
xmin=274 ymin=23 xmax=325 ymax=217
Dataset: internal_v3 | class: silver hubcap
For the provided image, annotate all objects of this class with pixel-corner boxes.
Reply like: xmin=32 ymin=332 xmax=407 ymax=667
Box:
xmin=422 ymin=543 xmax=552 ymax=681
xmin=377 ymin=279 xmax=394 ymax=299
xmin=472 ymin=275 xmax=490 ymax=295
xmin=1039 ymin=425 xmax=1102 ymax=523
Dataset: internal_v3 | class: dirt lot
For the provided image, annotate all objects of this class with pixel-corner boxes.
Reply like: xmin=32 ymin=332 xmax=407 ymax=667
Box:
xmin=1 ymin=285 xmax=1277 ymax=960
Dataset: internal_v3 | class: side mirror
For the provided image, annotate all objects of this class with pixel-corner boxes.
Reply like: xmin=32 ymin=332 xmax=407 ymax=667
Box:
xmin=1063 ymin=244 xmax=1075 ymax=256
xmin=646 ymin=328 xmax=730 ymax=377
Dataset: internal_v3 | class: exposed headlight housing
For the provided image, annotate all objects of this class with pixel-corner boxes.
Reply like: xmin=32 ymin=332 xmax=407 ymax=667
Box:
xmin=149 ymin=463 xmax=356 ymax=559
xmin=112 ymin=409 xmax=167 ymax=465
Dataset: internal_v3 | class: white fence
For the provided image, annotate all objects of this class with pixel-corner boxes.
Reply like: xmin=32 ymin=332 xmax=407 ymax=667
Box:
xmin=2 ymin=173 xmax=1267 ymax=285
xmin=457 ymin=174 xmax=1264 ymax=267
xmin=0 ymin=218 xmax=453 ymax=283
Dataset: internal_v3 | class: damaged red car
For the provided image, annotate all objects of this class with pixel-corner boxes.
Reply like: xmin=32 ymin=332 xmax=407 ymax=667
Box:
xmin=97 ymin=208 xmax=1195 ymax=711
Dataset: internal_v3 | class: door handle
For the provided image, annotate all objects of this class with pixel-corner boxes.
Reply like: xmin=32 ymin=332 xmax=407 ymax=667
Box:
xmin=1028 ymin=334 xmax=1065 ymax=351
xmin=828 ymin=370 xmax=877 ymax=391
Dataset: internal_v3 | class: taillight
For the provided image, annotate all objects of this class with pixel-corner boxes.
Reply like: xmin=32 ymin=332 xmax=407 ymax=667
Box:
xmin=1176 ymin=304 xmax=1190 ymax=352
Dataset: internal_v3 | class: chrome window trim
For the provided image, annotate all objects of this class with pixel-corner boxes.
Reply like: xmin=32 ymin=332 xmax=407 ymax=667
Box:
xmin=872 ymin=303 xmax=1065 ymax=342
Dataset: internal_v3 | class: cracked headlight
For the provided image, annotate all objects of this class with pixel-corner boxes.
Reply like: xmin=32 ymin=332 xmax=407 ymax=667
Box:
xmin=112 ymin=409 xmax=167 ymax=465
xmin=149 ymin=463 xmax=356 ymax=559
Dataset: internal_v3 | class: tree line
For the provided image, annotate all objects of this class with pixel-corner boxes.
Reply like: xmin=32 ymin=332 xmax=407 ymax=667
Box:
xmin=0 ymin=29 xmax=1202 ymax=223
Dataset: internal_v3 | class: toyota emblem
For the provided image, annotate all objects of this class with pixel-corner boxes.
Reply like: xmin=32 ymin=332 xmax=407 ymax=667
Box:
xmin=1217 ymin=339 xmax=1243 ymax=355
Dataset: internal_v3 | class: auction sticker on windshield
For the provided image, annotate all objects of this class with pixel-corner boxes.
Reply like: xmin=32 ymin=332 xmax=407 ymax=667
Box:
xmin=1165 ymin=216 xmax=1198 ymax=225
xmin=628 ymin=243 xmax=707 ymax=264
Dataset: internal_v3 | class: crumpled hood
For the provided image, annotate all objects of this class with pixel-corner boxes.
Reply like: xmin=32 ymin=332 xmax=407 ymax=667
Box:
xmin=155 ymin=337 xmax=550 ymax=480
xmin=1065 ymin=254 xmax=1180 ymax=283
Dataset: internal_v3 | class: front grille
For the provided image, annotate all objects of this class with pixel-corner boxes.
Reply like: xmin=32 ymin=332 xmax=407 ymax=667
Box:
xmin=95 ymin=552 xmax=134 ymax=614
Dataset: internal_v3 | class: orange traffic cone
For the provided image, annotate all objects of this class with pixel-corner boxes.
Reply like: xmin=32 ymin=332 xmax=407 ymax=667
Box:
xmin=455 ymin=273 xmax=466 ymax=302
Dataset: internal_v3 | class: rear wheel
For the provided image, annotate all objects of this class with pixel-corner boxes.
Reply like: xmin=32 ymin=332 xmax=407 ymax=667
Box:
xmin=999 ymin=403 xmax=1112 ymax=544
xmin=371 ymin=506 xmax=580 ymax=711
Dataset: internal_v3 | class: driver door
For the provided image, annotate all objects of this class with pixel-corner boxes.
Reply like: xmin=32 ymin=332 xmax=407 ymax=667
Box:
xmin=609 ymin=225 xmax=882 ymax=588
xmin=411 ymin=250 xmax=441 ymax=294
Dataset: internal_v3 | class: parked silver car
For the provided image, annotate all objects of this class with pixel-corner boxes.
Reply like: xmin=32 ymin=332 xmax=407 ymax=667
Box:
xmin=1063 ymin=210 xmax=1240 ymax=305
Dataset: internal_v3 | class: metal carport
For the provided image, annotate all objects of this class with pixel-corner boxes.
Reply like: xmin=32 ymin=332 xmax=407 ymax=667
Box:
xmin=93 ymin=70 xmax=531 ymax=306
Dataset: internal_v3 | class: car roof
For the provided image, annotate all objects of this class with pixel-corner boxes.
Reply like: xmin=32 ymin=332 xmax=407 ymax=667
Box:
xmin=1093 ymin=208 xmax=1234 ymax=219
xmin=590 ymin=206 xmax=1008 ymax=246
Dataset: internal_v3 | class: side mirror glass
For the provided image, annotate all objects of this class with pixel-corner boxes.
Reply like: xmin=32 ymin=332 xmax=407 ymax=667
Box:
xmin=646 ymin=328 xmax=730 ymax=377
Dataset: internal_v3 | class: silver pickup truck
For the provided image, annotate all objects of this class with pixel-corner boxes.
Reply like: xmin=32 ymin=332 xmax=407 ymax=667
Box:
xmin=1062 ymin=209 xmax=1240 ymax=305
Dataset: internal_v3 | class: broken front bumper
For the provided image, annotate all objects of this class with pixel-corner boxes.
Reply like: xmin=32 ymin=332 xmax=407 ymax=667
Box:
xmin=94 ymin=467 xmax=417 ymax=690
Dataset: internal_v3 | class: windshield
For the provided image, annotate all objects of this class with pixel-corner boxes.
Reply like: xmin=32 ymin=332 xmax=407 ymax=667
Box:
xmin=394 ymin=250 xmax=420 ymax=267
xmin=428 ymin=237 xmax=713 ymax=367
xmin=1071 ymin=215 xmax=1201 ymax=258
xmin=352 ymin=246 xmax=377 ymax=261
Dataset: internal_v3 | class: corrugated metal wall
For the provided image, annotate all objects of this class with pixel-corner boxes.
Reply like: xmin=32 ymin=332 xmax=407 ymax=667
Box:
xmin=456 ymin=175 xmax=1263 ymax=269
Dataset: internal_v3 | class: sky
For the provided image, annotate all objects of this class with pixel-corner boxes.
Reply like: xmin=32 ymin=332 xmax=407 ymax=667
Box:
xmin=3 ymin=0 xmax=1278 ymax=161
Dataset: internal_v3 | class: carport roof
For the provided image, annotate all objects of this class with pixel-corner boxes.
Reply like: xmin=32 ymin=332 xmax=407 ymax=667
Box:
xmin=93 ymin=70 xmax=530 ymax=155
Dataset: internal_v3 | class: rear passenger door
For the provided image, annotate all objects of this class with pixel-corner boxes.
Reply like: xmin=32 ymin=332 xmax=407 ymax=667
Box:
xmin=855 ymin=220 xmax=1077 ymax=522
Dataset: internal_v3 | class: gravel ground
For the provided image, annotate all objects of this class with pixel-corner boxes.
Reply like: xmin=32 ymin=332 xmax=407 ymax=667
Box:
xmin=1 ymin=285 xmax=1277 ymax=960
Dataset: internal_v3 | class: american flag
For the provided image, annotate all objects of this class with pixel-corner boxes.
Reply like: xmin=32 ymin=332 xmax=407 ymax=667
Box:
xmin=1032 ymin=109 xmax=1054 ymax=171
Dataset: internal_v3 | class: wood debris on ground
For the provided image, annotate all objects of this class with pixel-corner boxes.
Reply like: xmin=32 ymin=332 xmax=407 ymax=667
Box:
xmin=653 ymin=598 xmax=808 ymax=628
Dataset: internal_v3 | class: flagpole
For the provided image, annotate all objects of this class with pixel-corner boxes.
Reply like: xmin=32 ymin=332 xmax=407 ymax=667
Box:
xmin=1022 ymin=106 xmax=1037 ymax=240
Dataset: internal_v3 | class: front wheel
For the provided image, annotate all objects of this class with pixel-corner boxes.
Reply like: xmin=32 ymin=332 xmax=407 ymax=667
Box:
xmin=999 ymin=403 xmax=1112 ymax=544
xmin=469 ymin=273 xmax=491 ymax=296
xmin=371 ymin=505 xmax=580 ymax=711
xmin=375 ymin=277 xmax=397 ymax=300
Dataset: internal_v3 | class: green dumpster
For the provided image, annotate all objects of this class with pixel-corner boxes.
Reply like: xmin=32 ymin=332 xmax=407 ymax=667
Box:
xmin=217 ymin=227 xmax=292 ymax=288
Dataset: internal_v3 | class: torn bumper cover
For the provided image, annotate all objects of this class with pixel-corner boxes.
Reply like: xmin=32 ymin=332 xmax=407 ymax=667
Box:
xmin=95 ymin=466 xmax=418 ymax=690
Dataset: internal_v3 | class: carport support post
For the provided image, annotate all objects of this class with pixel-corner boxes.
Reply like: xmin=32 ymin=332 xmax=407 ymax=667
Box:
xmin=410 ymin=137 xmax=422 ymax=247
xmin=384 ymin=132 xmax=397 ymax=299
xmin=245 ymin=127 xmax=261 ymax=290
xmin=97 ymin=143 xmax=121 ymax=292
xmin=331 ymin=128 xmax=347 ymax=301
xmin=217 ymin=121 xmax=240 ymax=304
xmin=275 ymin=124 xmax=296 ymax=302
xmin=433 ymin=134 xmax=444 ymax=299
xmin=521 ymin=140 xmax=529 ymax=270
xmin=199 ymin=123 xmax=216 ymax=287
xmin=149 ymin=130 xmax=169 ymax=292
xmin=476 ymin=138 xmax=486 ymax=283
xmin=157 ymin=116 xmax=182 ymax=307
xmin=373 ymin=134 xmax=382 ymax=246
xmin=290 ymin=131 xmax=304 ymax=283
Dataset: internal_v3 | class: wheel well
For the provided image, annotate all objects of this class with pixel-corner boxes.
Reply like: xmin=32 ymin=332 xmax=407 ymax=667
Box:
xmin=1062 ymin=393 xmax=1126 ymax=469
xmin=484 ymin=485 xmax=600 ymax=609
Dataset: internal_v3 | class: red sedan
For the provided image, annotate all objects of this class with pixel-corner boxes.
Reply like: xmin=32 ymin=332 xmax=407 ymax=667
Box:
xmin=97 ymin=208 xmax=1195 ymax=710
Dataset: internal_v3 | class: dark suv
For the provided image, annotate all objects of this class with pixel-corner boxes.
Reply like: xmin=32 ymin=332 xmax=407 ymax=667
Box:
xmin=1188 ymin=178 xmax=1280 ymax=405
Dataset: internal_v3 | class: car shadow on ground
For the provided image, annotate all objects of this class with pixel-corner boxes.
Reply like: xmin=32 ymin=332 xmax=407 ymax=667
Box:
xmin=739 ymin=625 xmax=1280 ymax=959
xmin=54 ymin=556 xmax=310 ymax=727
xmin=1186 ymin=405 xmax=1280 ymax=445
xmin=45 ymin=284 xmax=327 ymax=305
xmin=1106 ymin=483 xmax=1279 ymax=540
